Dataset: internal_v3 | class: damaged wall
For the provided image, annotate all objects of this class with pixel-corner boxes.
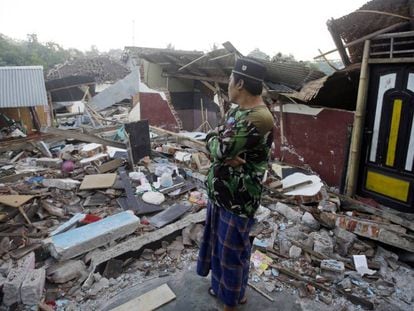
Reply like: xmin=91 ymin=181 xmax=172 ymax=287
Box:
xmin=0 ymin=106 xmax=50 ymax=135
xmin=273 ymin=107 xmax=354 ymax=189
xmin=140 ymin=92 xmax=179 ymax=131
xmin=142 ymin=62 xmax=193 ymax=92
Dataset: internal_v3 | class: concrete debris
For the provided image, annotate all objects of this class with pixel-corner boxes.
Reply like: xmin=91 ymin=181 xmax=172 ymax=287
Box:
xmin=0 ymin=101 xmax=412 ymax=311
xmin=42 ymin=178 xmax=81 ymax=190
xmin=311 ymin=230 xmax=334 ymax=257
xmin=47 ymin=211 xmax=140 ymax=260
xmin=21 ymin=268 xmax=46 ymax=305
xmin=301 ymin=212 xmax=320 ymax=230
xmin=270 ymin=202 xmax=302 ymax=223
xmin=36 ymin=158 xmax=63 ymax=168
xmin=2 ymin=252 xmax=35 ymax=306
xmin=47 ymin=260 xmax=87 ymax=284
xmin=289 ymin=245 xmax=302 ymax=259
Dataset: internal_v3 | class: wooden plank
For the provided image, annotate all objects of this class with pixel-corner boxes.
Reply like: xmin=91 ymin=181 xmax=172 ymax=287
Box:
xmin=111 ymin=284 xmax=176 ymax=311
xmin=79 ymin=174 xmax=117 ymax=190
xmin=163 ymin=73 xmax=228 ymax=84
xmin=368 ymin=57 xmax=414 ymax=64
xmin=149 ymin=126 xmax=207 ymax=153
xmin=0 ymin=172 xmax=34 ymax=184
xmin=86 ymin=209 xmax=206 ymax=267
xmin=41 ymin=127 xmax=126 ymax=149
xmin=97 ymin=159 xmax=124 ymax=174
xmin=0 ymin=195 xmax=35 ymax=208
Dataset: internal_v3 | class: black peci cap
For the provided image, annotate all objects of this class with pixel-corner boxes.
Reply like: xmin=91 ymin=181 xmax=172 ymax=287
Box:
xmin=232 ymin=57 xmax=266 ymax=82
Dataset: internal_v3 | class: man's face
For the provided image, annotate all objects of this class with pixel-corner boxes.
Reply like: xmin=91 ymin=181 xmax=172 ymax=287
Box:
xmin=228 ymin=73 xmax=240 ymax=103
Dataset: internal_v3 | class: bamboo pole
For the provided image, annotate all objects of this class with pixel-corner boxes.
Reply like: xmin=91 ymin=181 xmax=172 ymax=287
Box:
xmin=315 ymin=22 xmax=408 ymax=60
xmin=345 ymin=40 xmax=371 ymax=196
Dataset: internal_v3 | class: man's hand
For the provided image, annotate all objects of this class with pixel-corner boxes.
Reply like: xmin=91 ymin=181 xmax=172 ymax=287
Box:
xmin=224 ymin=156 xmax=246 ymax=167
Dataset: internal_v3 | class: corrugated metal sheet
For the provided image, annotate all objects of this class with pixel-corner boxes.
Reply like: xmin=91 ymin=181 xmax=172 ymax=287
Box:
xmin=0 ymin=66 xmax=48 ymax=108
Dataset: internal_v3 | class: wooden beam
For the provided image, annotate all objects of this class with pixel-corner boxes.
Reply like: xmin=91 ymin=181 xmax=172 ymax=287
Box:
xmin=46 ymin=82 xmax=95 ymax=93
xmin=41 ymin=127 xmax=126 ymax=149
xmin=200 ymin=80 xmax=217 ymax=93
xmin=327 ymin=19 xmax=351 ymax=66
xmin=178 ymin=54 xmax=207 ymax=71
xmin=355 ymin=10 xmax=412 ymax=21
xmin=163 ymin=73 xmax=228 ymax=84
xmin=368 ymin=57 xmax=414 ymax=64
xmin=315 ymin=21 xmax=409 ymax=60
xmin=209 ymin=53 xmax=234 ymax=61
xmin=375 ymin=30 xmax=414 ymax=39
xmin=149 ymin=126 xmax=207 ymax=153
xmin=86 ymin=209 xmax=206 ymax=267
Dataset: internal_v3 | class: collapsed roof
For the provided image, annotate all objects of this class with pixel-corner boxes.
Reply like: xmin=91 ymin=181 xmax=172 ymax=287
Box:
xmin=47 ymin=56 xmax=131 ymax=84
xmin=330 ymin=0 xmax=411 ymax=63
xmin=125 ymin=45 xmax=325 ymax=92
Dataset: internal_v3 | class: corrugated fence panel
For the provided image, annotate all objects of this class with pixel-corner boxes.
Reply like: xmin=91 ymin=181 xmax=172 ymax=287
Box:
xmin=0 ymin=66 xmax=47 ymax=108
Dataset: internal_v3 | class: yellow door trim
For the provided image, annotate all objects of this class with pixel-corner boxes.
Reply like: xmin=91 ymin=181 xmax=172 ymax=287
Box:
xmin=366 ymin=170 xmax=410 ymax=202
xmin=386 ymin=99 xmax=402 ymax=167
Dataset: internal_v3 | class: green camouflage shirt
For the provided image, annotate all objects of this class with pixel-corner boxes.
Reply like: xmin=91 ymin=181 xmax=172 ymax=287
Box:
xmin=206 ymin=104 xmax=274 ymax=218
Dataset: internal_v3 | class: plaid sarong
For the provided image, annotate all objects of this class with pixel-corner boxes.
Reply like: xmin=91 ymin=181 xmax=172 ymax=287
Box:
xmin=197 ymin=202 xmax=255 ymax=307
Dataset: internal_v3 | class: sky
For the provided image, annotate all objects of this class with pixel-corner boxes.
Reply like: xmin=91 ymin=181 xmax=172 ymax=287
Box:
xmin=0 ymin=0 xmax=368 ymax=61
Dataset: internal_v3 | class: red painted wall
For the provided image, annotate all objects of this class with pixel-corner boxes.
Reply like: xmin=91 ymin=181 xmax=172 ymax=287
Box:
xmin=273 ymin=109 xmax=354 ymax=188
xmin=140 ymin=93 xmax=179 ymax=132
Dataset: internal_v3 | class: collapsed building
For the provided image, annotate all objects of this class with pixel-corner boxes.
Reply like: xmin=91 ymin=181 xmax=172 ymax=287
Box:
xmin=0 ymin=0 xmax=413 ymax=310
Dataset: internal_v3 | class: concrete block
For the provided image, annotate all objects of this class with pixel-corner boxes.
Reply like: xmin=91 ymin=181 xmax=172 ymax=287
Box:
xmin=320 ymin=260 xmax=345 ymax=273
xmin=47 ymin=260 xmax=86 ymax=284
xmin=334 ymin=227 xmax=356 ymax=256
xmin=42 ymin=178 xmax=81 ymax=190
xmin=270 ymin=202 xmax=302 ymax=223
xmin=80 ymin=143 xmax=104 ymax=158
xmin=2 ymin=252 xmax=35 ymax=306
xmin=21 ymin=268 xmax=46 ymax=305
xmin=289 ymin=245 xmax=302 ymax=259
xmin=48 ymin=211 xmax=140 ymax=260
xmin=311 ymin=231 xmax=333 ymax=256
xmin=36 ymin=158 xmax=62 ymax=168
xmin=301 ymin=212 xmax=320 ymax=230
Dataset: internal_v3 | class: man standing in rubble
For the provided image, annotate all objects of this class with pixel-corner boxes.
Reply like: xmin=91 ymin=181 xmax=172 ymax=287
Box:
xmin=197 ymin=57 xmax=274 ymax=310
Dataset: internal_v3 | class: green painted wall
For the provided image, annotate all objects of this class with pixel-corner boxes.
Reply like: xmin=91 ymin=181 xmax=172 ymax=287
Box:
xmin=142 ymin=61 xmax=193 ymax=92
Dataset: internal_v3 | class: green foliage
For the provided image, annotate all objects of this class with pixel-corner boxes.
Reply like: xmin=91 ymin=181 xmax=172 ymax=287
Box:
xmin=0 ymin=33 xmax=83 ymax=71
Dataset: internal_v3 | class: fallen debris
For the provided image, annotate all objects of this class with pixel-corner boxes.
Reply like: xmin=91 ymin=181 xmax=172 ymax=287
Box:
xmin=111 ymin=283 xmax=176 ymax=311
xmin=46 ymin=211 xmax=140 ymax=260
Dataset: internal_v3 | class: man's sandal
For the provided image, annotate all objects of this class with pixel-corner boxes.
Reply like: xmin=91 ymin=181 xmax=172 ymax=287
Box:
xmin=208 ymin=288 xmax=247 ymax=305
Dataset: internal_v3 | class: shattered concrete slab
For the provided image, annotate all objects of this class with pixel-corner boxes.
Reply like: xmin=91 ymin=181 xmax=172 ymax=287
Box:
xmin=47 ymin=211 xmax=140 ymax=260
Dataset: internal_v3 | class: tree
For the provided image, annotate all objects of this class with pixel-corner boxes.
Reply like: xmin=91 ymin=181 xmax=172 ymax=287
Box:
xmin=166 ymin=43 xmax=175 ymax=50
xmin=0 ymin=33 xmax=81 ymax=71
xmin=247 ymin=48 xmax=270 ymax=61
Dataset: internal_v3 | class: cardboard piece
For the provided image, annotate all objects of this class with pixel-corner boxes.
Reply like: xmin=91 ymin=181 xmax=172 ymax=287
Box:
xmin=0 ymin=195 xmax=35 ymax=208
xmin=111 ymin=283 xmax=176 ymax=311
xmin=79 ymin=174 xmax=117 ymax=190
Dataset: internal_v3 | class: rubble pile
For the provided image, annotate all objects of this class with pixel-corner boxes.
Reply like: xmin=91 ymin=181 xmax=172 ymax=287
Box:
xmin=247 ymin=181 xmax=414 ymax=310
xmin=0 ymin=134 xmax=208 ymax=309
xmin=0 ymin=129 xmax=413 ymax=310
